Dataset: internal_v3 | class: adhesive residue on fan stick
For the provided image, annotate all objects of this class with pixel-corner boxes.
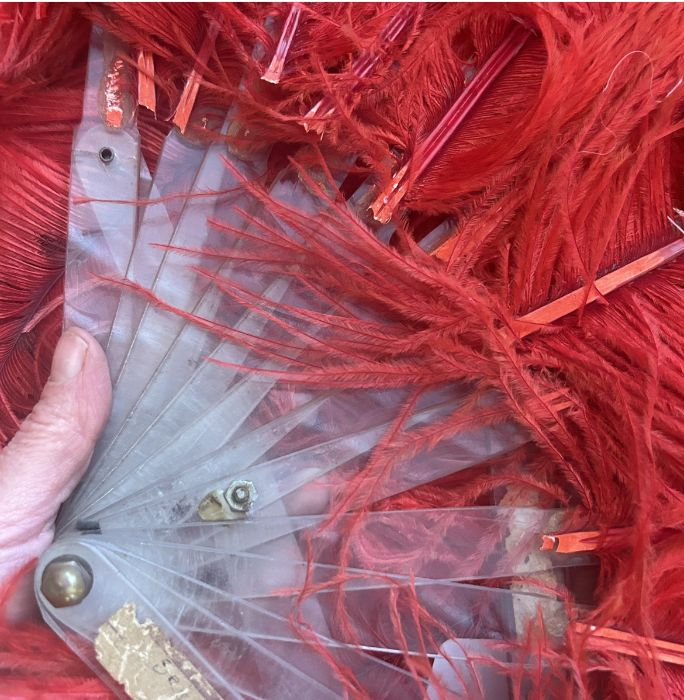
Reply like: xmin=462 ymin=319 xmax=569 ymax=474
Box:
xmin=95 ymin=603 xmax=222 ymax=699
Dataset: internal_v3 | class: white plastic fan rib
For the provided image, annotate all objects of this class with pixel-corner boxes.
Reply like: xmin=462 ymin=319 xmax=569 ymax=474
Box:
xmin=91 ymin=508 xmax=586 ymax=583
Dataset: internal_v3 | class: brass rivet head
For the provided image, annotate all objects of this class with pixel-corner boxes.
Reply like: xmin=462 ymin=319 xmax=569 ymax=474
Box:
xmin=40 ymin=555 xmax=93 ymax=608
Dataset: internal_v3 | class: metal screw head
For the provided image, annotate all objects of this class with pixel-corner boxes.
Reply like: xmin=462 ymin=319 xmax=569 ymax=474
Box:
xmin=40 ymin=555 xmax=93 ymax=608
xmin=224 ymin=480 xmax=257 ymax=513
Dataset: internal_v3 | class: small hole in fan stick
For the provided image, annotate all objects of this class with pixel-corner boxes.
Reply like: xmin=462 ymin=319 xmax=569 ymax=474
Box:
xmin=98 ymin=146 xmax=115 ymax=164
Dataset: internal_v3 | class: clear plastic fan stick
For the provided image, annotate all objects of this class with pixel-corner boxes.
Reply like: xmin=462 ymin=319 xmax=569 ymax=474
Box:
xmin=68 ymin=244 xmax=287 ymax=518
xmin=99 ymin=41 xmax=287 ymax=438
xmin=65 ymin=125 xmax=267 ymax=512
xmin=65 ymin=31 xmax=464 ymax=524
xmin=36 ymin=539 xmax=424 ymax=699
xmin=64 ymin=275 xmax=291 ymax=523
xmin=39 ymin=531 xmax=568 ymax=697
xmin=99 ymin=543 xmax=584 ymax=609
xmin=88 ymin=389 xmax=458 ymax=519
xmin=68 ymin=111 xmax=419 ymax=518
xmin=106 ymin=547 xmax=427 ymax=700
xmin=77 ymin=389 xmax=419 ymax=526
xmin=418 ymin=220 xmax=455 ymax=254
xmin=38 ymin=535 xmax=568 ymax=670
xmin=89 ymin=392 xmax=524 ymax=528
xmin=243 ymin=581 xmax=569 ymax=694
xmin=107 ymin=555 xmax=528 ymax=700
xmin=94 ymin=507 xmax=588 ymax=582
xmin=93 ymin=396 xmax=524 ymax=524
xmin=103 ymin=162 xmax=295 ymax=434
xmin=90 ymin=127 xmax=253 ymax=454
xmin=104 ymin=562 xmax=340 ymax=700
xmin=137 ymin=155 xmax=153 ymax=204
xmin=65 ymin=171 xmax=356 ymax=520
xmin=67 ymin=385 xmax=332 ymax=526
xmin=246 ymin=580 xmax=566 ymax=651
xmin=133 ymin=504 xmax=587 ymax=593
xmin=83 ymin=170 xmax=310 ymax=481
xmin=40 ymin=541 xmax=562 ymax=668
xmin=133 ymin=568 xmax=562 ymax=700
xmin=64 ymin=29 xmax=140 ymax=344
xmin=104 ymin=161 xmax=347 ymax=435
xmin=105 ymin=129 xmax=209 ymax=381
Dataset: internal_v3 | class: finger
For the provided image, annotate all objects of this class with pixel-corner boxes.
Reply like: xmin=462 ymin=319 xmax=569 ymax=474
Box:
xmin=0 ymin=327 xmax=111 ymax=579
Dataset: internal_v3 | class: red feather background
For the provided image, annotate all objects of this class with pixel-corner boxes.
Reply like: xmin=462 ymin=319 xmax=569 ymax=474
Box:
xmin=1 ymin=2 xmax=684 ymax=698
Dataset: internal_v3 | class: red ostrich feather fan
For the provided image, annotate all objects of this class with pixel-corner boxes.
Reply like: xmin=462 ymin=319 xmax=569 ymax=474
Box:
xmin=1 ymin=3 xmax=684 ymax=699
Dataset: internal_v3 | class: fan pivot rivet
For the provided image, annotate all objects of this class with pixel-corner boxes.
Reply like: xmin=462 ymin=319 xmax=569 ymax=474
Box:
xmin=40 ymin=555 xmax=93 ymax=608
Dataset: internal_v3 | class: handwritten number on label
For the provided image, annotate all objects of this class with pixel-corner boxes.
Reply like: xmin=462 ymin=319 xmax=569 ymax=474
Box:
xmin=153 ymin=658 xmax=182 ymax=687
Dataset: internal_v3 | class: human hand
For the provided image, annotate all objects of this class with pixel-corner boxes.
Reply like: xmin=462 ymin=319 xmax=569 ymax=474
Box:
xmin=0 ymin=328 xmax=111 ymax=617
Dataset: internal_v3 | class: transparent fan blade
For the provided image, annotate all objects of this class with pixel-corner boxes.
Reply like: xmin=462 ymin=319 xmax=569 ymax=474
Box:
xmin=80 ymin=134 xmax=260 ymax=484
xmin=93 ymin=507 xmax=588 ymax=584
xmin=63 ymin=129 xmax=278 ymax=519
xmin=87 ymin=390 xmax=523 ymax=528
xmin=36 ymin=538 xmax=426 ymax=699
xmin=105 ymin=129 xmax=209 ymax=381
xmin=37 ymin=531 xmax=569 ymax=697
xmin=62 ymin=277 xmax=291 ymax=528
xmin=62 ymin=168 xmax=392 ymax=526
xmin=67 ymin=389 xmax=331 ymax=526
xmin=37 ymin=529 xmax=571 ymax=697
xmin=64 ymin=28 xmax=140 ymax=344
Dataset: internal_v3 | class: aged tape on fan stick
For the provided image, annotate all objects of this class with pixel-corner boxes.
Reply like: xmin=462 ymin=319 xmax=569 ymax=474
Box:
xmin=95 ymin=604 xmax=222 ymax=700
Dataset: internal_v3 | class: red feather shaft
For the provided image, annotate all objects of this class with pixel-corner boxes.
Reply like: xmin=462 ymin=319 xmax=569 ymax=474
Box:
xmin=371 ymin=22 xmax=531 ymax=223
xmin=575 ymin=623 xmax=684 ymax=667
xmin=514 ymin=233 xmax=684 ymax=337
xmin=302 ymin=4 xmax=416 ymax=131
xmin=262 ymin=4 xmax=302 ymax=84
xmin=540 ymin=528 xmax=626 ymax=554
xmin=136 ymin=48 xmax=156 ymax=114
xmin=103 ymin=56 xmax=128 ymax=129
xmin=172 ymin=20 xmax=219 ymax=133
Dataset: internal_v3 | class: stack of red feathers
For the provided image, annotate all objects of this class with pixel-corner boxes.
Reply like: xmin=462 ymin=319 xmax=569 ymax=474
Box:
xmin=1 ymin=3 xmax=684 ymax=698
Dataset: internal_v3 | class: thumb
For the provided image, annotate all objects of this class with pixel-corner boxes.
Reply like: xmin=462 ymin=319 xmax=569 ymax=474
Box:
xmin=0 ymin=327 xmax=111 ymax=582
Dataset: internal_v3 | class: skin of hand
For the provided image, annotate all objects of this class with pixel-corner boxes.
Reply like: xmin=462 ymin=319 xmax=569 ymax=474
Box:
xmin=0 ymin=327 xmax=111 ymax=619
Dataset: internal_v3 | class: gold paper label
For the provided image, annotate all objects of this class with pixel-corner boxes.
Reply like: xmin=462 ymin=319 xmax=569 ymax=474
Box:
xmin=95 ymin=603 xmax=222 ymax=700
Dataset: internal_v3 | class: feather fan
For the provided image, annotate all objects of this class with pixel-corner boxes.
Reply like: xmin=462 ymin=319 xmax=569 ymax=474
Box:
xmin=1 ymin=3 xmax=684 ymax=700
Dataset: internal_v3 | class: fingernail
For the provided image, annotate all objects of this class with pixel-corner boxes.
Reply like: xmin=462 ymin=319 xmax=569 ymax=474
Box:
xmin=50 ymin=330 xmax=88 ymax=383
